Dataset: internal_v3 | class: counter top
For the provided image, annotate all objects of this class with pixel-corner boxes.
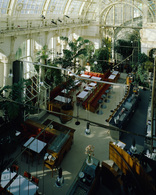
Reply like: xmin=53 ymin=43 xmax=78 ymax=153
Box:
xmin=67 ymin=157 xmax=100 ymax=195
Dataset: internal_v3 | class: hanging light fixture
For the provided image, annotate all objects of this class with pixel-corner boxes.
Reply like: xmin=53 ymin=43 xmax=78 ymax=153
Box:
xmin=51 ymin=19 xmax=57 ymax=25
xmin=41 ymin=15 xmax=45 ymax=19
xmin=58 ymin=18 xmax=62 ymax=23
xmin=64 ymin=15 xmax=70 ymax=18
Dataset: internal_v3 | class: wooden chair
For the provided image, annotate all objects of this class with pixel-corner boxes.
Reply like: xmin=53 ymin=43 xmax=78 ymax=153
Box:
xmin=31 ymin=176 xmax=39 ymax=185
xmin=24 ymin=171 xmax=31 ymax=180
xmin=76 ymin=91 xmax=80 ymax=96
xmin=44 ymin=159 xmax=58 ymax=177
xmin=22 ymin=149 xmax=34 ymax=165
xmin=11 ymin=164 xmax=19 ymax=173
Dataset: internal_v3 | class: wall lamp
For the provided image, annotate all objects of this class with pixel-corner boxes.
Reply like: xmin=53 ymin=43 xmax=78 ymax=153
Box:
xmin=58 ymin=18 xmax=62 ymax=23
xmin=41 ymin=15 xmax=45 ymax=19
xmin=64 ymin=15 xmax=70 ymax=18
xmin=51 ymin=20 xmax=57 ymax=25
xmin=8 ymin=69 xmax=13 ymax=78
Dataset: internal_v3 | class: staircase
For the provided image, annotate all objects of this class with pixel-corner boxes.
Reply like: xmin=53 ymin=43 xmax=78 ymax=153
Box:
xmin=23 ymin=62 xmax=50 ymax=120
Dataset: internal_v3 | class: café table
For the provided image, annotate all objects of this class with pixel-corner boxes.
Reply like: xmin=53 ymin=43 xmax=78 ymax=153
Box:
xmin=84 ymin=86 xmax=93 ymax=91
xmin=1 ymin=169 xmax=17 ymax=188
xmin=61 ymin=89 xmax=69 ymax=94
xmin=77 ymin=91 xmax=88 ymax=99
xmin=74 ymin=80 xmax=81 ymax=86
xmin=91 ymin=76 xmax=101 ymax=80
xmin=89 ymin=82 xmax=97 ymax=87
xmin=112 ymin=71 xmax=119 ymax=75
xmin=80 ymin=74 xmax=91 ymax=78
xmin=23 ymin=137 xmax=47 ymax=153
xmin=108 ymin=74 xmax=116 ymax=80
xmin=7 ymin=175 xmax=38 ymax=195
xmin=54 ymin=95 xmax=71 ymax=103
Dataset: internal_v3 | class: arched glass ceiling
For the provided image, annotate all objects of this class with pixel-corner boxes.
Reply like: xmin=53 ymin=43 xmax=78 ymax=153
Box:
xmin=0 ymin=0 xmax=10 ymax=14
xmin=14 ymin=0 xmax=45 ymax=14
xmin=0 ymin=0 xmax=155 ymax=21
xmin=46 ymin=0 xmax=68 ymax=15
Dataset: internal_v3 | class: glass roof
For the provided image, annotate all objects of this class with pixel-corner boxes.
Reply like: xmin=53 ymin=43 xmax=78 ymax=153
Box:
xmin=14 ymin=0 xmax=45 ymax=14
xmin=0 ymin=0 xmax=10 ymax=14
xmin=47 ymin=0 xmax=68 ymax=15
xmin=0 ymin=0 xmax=155 ymax=21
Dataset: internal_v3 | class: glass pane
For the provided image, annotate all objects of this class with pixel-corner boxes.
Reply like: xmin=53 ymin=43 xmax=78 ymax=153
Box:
xmin=0 ymin=0 xmax=9 ymax=14
xmin=14 ymin=0 xmax=45 ymax=14
xmin=47 ymin=0 xmax=68 ymax=14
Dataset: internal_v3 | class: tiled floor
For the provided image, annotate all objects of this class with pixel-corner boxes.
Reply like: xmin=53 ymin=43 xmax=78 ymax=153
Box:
xmin=10 ymin=80 xmax=128 ymax=195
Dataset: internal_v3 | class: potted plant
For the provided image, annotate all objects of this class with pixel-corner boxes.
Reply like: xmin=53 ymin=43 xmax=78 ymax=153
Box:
xmin=90 ymin=38 xmax=111 ymax=73
xmin=0 ymin=79 xmax=31 ymax=123
xmin=53 ymin=36 xmax=92 ymax=123
xmin=57 ymin=36 xmax=93 ymax=72
xmin=34 ymin=44 xmax=53 ymax=82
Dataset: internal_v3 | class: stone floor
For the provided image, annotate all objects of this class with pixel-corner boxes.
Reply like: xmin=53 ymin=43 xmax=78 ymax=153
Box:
xmin=7 ymin=79 xmax=150 ymax=195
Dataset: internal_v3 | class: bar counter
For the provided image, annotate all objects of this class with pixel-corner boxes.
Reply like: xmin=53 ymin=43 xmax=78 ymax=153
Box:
xmin=67 ymin=157 xmax=100 ymax=195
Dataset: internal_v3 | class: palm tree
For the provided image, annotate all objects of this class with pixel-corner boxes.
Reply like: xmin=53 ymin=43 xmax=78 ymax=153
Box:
xmin=35 ymin=45 xmax=52 ymax=82
xmin=57 ymin=36 xmax=92 ymax=72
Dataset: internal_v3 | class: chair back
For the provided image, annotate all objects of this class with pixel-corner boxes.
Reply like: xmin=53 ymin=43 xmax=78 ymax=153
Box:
xmin=10 ymin=164 xmax=19 ymax=173
xmin=32 ymin=176 xmax=39 ymax=185
xmin=24 ymin=171 xmax=31 ymax=179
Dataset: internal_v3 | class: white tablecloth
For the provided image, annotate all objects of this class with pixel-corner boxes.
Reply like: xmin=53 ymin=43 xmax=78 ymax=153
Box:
xmin=74 ymin=80 xmax=81 ymax=86
xmin=112 ymin=71 xmax=119 ymax=75
xmin=7 ymin=175 xmax=38 ymax=195
xmin=77 ymin=91 xmax=88 ymax=99
xmin=108 ymin=74 xmax=116 ymax=80
xmin=89 ymin=82 xmax=97 ymax=87
xmin=84 ymin=86 xmax=93 ymax=91
xmin=23 ymin=137 xmax=47 ymax=153
xmin=91 ymin=76 xmax=101 ymax=80
xmin=80 ymin=74 xmax=91 ymax=78
xmin=61 ymin=89 xmax=68 ymax=94
xmin=1 ymin=169 xmax=17 ymax=188
xmin=54 ymin=95 xmax=71 ymax=103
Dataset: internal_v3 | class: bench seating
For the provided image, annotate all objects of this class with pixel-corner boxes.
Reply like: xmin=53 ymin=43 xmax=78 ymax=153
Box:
xmin=89 ymin=84 xmax=110 ymax=112
xmin=84 ymin=70 xmax=111 ymax=80
xmin=20 ymin=120 xmax=57 ymax=144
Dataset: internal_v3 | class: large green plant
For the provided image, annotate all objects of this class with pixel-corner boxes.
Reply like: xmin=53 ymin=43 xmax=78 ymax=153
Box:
xmin=45 ymin=63 xmax=63 ymax=88
xmin=91 ymin=47 xmax=110 ymax=73
xmin=115 ymin=39 xmax=133 ymax=59
xmin=56 ymin=36 xmax=92 ymax=72
xmin=34 ymin=45 xmax=52 ymax=82
xmin=0 ymin=79 xmax=31 ymax=121
xmin=132 ymin=52 xmax=154 ymax=87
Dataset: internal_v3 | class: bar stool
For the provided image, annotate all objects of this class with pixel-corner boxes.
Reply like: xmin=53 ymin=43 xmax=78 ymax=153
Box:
xmin=101 ymin=94 xmax=107 ymax=109
xmin=97 ymin=99 xmax=103 ymax=115
xmin=105 ymin=90 xmax=110 ymax=103
xmin=108 ymin=86 xmax=113 ymax=98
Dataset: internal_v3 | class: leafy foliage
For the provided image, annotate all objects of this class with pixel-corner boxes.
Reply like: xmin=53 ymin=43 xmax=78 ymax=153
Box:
xmin=91 ymin=47 xmax=110 ymax=73
xmin=34 ymin=45 xmax=53 ymax=81
xmin=0 ymin=79 xmax=31 ymax=121
xmin=59 ymin=36 xmax=93 ymax=72
xmin=45 ymin=63 xmax=63 ymax=87
xmin=115 ymin=39 xmax=133 ymax=58
xmin=138 ymin=53 xmax=149 ymax=64
xmin=35 ymin=45 xmax=52 ymax=63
